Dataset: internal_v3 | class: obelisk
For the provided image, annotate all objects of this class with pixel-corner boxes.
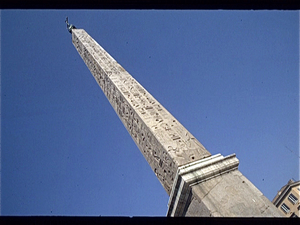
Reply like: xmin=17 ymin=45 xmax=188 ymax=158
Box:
xmin=67 ymin=21 xmax=282 ymax=217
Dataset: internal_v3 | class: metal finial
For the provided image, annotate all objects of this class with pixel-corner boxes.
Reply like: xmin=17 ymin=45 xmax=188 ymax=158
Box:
xmin=65 ymin=17 xmax=76 ymax=34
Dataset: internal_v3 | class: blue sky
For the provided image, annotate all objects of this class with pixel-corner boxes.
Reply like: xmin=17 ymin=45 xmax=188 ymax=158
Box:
xmin=1 ymin=10 xmax=299 ymax=216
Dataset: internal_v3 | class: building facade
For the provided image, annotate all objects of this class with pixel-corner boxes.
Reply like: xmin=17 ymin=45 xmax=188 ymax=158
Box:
xmin=272 ymin=179 xmax=300 ymax=217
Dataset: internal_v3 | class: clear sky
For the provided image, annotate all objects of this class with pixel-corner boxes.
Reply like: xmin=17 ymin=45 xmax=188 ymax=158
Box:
xmin=1 ymin=10 xmax=299 ymax=216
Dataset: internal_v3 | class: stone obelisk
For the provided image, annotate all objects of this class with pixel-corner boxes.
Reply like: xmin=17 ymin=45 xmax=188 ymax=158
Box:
xmin=68 ymin=22 xmax=282 ymax=217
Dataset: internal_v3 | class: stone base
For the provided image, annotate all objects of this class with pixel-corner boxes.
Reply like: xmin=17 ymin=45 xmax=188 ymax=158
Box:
xmin=167 ymin=154 xmax=283 ymax=217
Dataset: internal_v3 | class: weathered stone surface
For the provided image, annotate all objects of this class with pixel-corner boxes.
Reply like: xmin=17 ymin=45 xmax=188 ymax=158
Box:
xmin=191 ymin=170 xmax=282 ymax=217
xmin=184 ymin=196 xmax=210 ymax=216
xmin=72 ymin=29 xmax=211 ymax=194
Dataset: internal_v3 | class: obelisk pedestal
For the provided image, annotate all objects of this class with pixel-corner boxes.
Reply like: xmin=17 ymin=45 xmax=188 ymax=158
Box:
xmin=167 ymin=154 xmax=280 ymax=216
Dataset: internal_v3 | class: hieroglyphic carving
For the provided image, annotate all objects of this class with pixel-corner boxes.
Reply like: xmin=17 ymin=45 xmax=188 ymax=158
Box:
xmin=72 ymin=29 xmax=211 ymax=194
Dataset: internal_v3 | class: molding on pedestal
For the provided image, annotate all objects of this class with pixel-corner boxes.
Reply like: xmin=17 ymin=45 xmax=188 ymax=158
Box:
xmin=167 ymin=153 xmax=239 ymax=217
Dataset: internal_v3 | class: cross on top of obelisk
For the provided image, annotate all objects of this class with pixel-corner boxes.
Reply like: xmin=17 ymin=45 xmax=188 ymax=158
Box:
xmin=65 ymin=17 xmax=76 ymax=34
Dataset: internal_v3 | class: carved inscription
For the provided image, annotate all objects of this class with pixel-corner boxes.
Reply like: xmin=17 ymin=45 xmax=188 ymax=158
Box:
xmin=72 ymin=29 xmax=211 ymax=194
